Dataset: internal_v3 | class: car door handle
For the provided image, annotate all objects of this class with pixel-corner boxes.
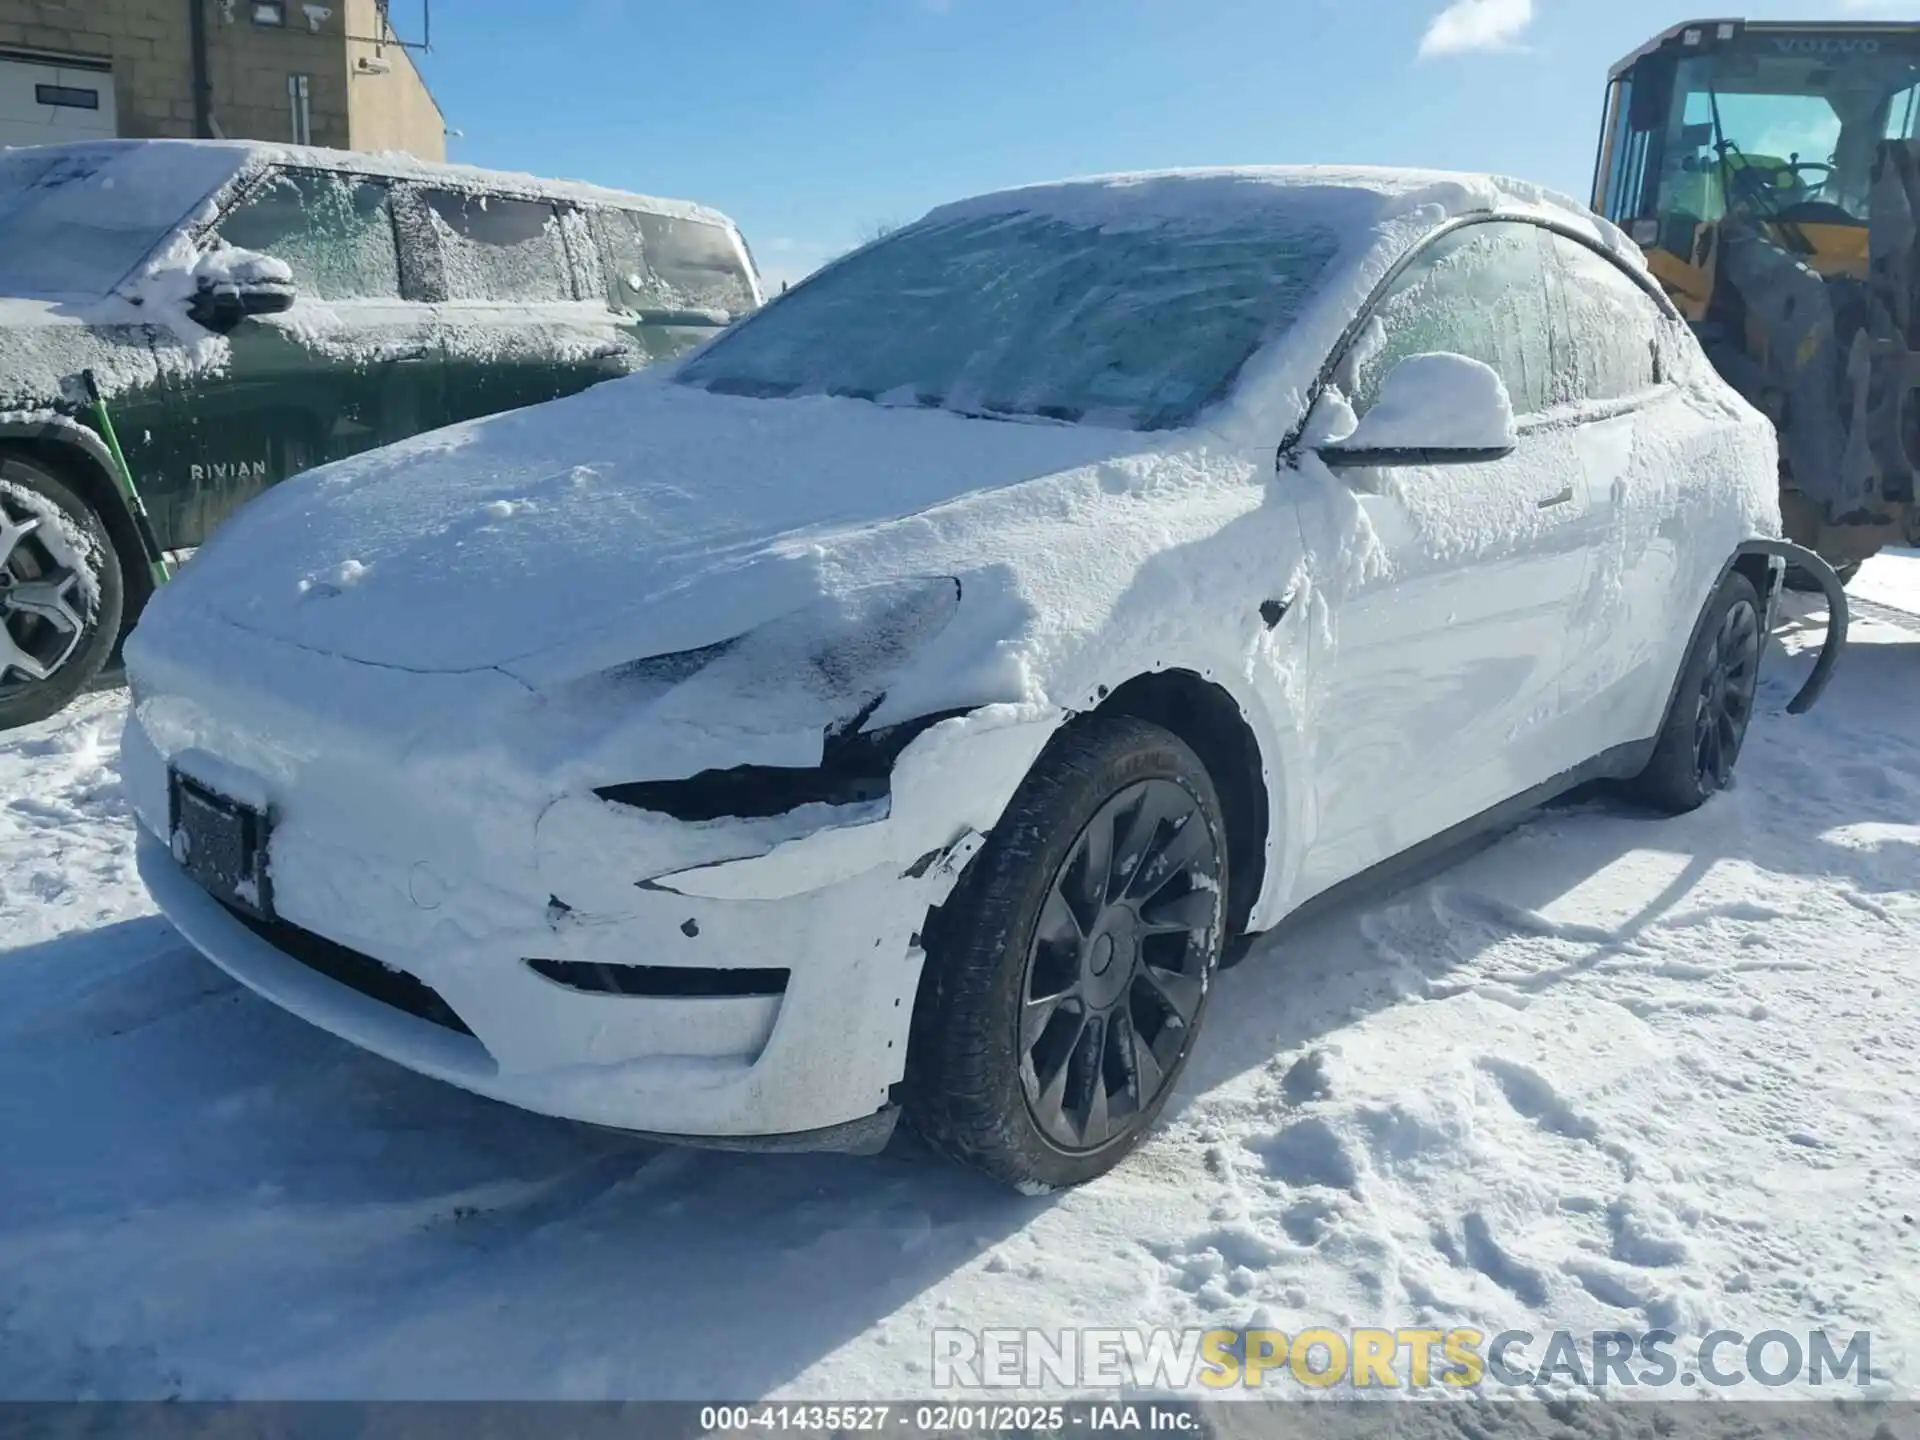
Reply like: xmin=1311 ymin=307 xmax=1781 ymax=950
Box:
xmin=1536 ymin=485 xmax=1576 ymax=509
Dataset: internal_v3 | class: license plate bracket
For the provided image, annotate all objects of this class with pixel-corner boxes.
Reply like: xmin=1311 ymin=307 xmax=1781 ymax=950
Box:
xmin=168 ymin=771 xmax=274 ymax=919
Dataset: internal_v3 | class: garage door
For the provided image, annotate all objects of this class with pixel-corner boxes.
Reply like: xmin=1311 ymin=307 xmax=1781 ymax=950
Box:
xmin=0 ymin=54 xmax=116 ymax=147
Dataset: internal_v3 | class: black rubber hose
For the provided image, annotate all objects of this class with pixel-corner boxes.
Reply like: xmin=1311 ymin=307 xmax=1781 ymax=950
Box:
xmin=1737 ymin=538 xmax=1849 ymax=714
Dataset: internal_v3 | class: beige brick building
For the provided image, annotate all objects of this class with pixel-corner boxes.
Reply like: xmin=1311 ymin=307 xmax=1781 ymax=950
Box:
xmin=0 ymin=0 xmax=444 ymax=159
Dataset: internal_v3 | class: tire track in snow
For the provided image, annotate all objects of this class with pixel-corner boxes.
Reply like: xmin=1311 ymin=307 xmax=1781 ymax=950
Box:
xmin=1848 ymin=594 xmax=1920 ymax=636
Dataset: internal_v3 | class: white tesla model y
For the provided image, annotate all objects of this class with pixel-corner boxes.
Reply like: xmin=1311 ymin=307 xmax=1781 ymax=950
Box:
xmin=125 ymin=168 xmax=1843 ymax=1190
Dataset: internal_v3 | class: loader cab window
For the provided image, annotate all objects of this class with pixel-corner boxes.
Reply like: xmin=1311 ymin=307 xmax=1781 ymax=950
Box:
xmin=1660 ymin=78 xmax=1845 ymax=223
xmin=1601 ymin=77 xmax=1655 ymax=223
xmin=1651 ymin=37 xmax=1920 ymax=228
xmin=1887 ymin=83 xmax=1920 ymax=140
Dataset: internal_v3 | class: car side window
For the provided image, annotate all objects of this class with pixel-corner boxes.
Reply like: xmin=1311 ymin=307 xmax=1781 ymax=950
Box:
xmin=214 ymin=169 xmax=402 ymax=301
xmin=1345 ymin=220 xmax=1553 ymax=419
xmin=592 ymin=206 xmax=756 ymax=318
xmin=1544 ymin=233 xmax=1665 ymax=405
xmin=420 ymin=189 xmax=574 ymax=302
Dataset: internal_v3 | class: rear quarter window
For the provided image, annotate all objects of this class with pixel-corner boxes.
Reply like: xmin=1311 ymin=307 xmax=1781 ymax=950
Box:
xmin=592 ymin=207 xmax=756 ymax=318
xmin=1544 ymin=233 xmax=1665 ymax=405
xmin=420 ymin=190 xmax=574 ymax=303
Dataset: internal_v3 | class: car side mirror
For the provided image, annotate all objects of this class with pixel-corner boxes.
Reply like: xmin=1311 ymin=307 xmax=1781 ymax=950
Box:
xmin=1315 ymin=352 xmax=1518 ymax=470
xmin=185 ymin=249 xmax=296 ymax=334
xmin=187 ymin=277 xmax=297 ymax=333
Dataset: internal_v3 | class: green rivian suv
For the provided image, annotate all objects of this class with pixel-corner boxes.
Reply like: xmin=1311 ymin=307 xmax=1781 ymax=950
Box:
xmin=0 ymin=139 xmax=761 ymax=729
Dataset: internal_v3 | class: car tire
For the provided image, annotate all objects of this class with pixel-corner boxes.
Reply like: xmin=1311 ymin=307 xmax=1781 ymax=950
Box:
xmin=905 ymin=716 xmax=1228 ymax=1191
xmin=0 ymin=455 xmax=125 ymax=732
xmin=1627 ymin=570 xmax=1764 ymax=815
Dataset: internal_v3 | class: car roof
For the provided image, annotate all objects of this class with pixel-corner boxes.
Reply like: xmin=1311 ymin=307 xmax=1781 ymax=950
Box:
xmin=922 ymin=164 xmax=1600 ymax=233
xmin=907 ymin=164 xmax=1640 ymax=286
xmin=3 ymin=137 xmax=740 ymax=231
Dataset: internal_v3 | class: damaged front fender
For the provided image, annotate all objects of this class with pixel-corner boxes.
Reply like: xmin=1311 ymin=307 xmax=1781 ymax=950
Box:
xmin=644 ymin=706 xmax=1055 ymax=902
xmin=536 ymin=705 xmax=1059 ymax=910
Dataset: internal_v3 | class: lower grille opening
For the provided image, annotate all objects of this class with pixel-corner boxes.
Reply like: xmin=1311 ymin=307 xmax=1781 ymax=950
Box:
xmin=221 ymin=903 xmax=475 ymax=1036
xmin=527 ymin=958 xmax=790 ymax=999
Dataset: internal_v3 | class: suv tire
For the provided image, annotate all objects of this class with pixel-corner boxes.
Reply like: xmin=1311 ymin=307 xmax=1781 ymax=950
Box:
xmin=0 ymin=454 xmax=125 ymax=731
xmin=905 ymin=717 xmax=1228 ymax=1191
xmin=1628 ymin=570 xmax=1764 ymax=815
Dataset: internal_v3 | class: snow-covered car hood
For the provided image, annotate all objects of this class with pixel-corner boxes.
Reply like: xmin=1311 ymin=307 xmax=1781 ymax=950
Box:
xmin=149 ymin=371 xmax=1167 ymax=682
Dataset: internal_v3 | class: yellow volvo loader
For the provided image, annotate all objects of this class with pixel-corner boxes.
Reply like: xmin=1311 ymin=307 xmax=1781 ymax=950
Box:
xmin=1595 ymin=17 xmax=1920 ymax=583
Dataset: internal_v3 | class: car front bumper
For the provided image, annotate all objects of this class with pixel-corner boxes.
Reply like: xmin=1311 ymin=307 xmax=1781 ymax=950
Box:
xmin=134 ymin=822 xmax=966 ymax=1147
xmin=123 ymin=616 xmax=1056 ymax=1146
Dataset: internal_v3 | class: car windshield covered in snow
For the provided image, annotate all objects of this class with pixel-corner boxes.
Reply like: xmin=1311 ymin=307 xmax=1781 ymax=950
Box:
xmin=0 ymin=144 xmax=243 ymax=299
xmin=675 ymin=210 xmax=1344 ymax=430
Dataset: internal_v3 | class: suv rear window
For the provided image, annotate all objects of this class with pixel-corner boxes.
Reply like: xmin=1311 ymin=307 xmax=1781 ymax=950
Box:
xmin=215 ymin=170 xmax=402 ymax=301
xmin=593 ymin=208 xmax=755 ymax=318
xmin=421 ymin=190 xmax=574 ymax=303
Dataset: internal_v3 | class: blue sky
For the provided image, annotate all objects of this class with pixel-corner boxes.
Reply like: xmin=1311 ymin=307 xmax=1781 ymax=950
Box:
xmin=418 ymin=0 xmax=1901 ymax=289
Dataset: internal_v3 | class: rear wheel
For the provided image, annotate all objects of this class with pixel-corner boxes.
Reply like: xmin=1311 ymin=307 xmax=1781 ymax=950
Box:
xmin=1627 ymin=571 xmax=1763 ymax=815
xmin=0 ymin=456 xmax=124 ymax=731
xmin=905 ymin=718 xmax=1228 ymax=1191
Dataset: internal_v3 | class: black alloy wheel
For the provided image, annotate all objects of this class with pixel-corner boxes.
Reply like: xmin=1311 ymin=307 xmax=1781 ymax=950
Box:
xmin=1018 ymin=778 xmax=1217 ymax=1152
xmin=1628 ymin=570 xmax=1765 ymax=814
xmin=1690 ymin=593 xmax=1761 ymax=794
xmin=906 ymin=717 xmax=1229 ymax=1191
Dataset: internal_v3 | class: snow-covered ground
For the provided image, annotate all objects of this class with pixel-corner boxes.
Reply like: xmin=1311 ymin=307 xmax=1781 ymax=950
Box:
xmin=2 ymin=560 xmax=1917 ymax=1403
xmin=1853 ymin=545 xmax=1920 ymax=615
